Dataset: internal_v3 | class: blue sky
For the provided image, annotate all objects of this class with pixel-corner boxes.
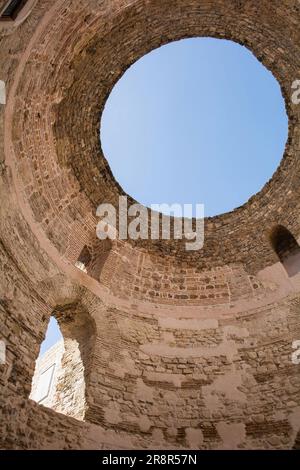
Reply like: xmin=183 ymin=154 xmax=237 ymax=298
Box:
xmin=40 ymin=38 xmax=288 ymax=356
xmin=39 ymin=317 xmax=62 ymax=355
xmin=101 ymin=37 xmax=288 ymax=217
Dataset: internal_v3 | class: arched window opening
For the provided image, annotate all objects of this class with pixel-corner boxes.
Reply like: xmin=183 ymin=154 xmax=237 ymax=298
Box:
xmin=270 ymin=225 xmax=300 ymax=277
xmin=75 ymin=245 xmax=92 ymax=273
xmin=30 ymin=317 xmax=63 ymax=408
xmin=75 ymin=241 xmax=113 ymax=282
xmin=30 ymin=304 xmax=96 ymax=421
xmin=89 ymin=239 xmax=112 ymax=281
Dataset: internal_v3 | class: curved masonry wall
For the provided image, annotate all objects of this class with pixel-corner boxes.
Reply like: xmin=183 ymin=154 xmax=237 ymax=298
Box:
xmin=0 ymin=0 xmax=300 ymax=450
xmin=28 ymin=288 xmax=300 ymax=450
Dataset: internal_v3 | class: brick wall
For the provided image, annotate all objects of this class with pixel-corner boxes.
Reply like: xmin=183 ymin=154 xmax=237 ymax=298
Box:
xmin=0 ymin=0 xmax=300 ymax=450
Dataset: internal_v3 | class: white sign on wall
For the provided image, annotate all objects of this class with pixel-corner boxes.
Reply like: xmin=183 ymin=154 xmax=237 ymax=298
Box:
xmin=0 ymin=340 xmax=5 ymax=364
xmin=35 ymin=364 xmax=55 ymax=403
xmin=0 ymin=80 xmax=6 ymax=105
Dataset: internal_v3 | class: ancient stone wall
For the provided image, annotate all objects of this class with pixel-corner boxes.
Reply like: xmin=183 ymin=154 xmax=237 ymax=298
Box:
xmin=0 ymin=0 xmax=300 ymax=450
xmin=4 ymin=288 xmax=300 ymax=449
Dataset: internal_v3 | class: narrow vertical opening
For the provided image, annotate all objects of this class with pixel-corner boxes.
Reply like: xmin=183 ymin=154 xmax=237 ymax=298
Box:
xmin=270 ymin=225 xmax=300 ymax=277
xmin=30 ymin=304 xmax=96 ymax=421
xmin=30 ymin=317 xmax=63 ymax=407
xmin=75 ymin=245 xmax=92 ymax=273
xmin=74 ymin=241 xmax=113 ymax=282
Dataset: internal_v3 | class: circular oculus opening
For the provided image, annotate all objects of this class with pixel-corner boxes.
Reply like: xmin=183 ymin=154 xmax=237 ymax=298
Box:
xmin=100 ymin=38 xmax=288 ymax=217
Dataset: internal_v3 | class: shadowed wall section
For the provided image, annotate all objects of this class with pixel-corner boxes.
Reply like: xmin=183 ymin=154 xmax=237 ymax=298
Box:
xmin=270 ymin=225 xmax=300 ymax=277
